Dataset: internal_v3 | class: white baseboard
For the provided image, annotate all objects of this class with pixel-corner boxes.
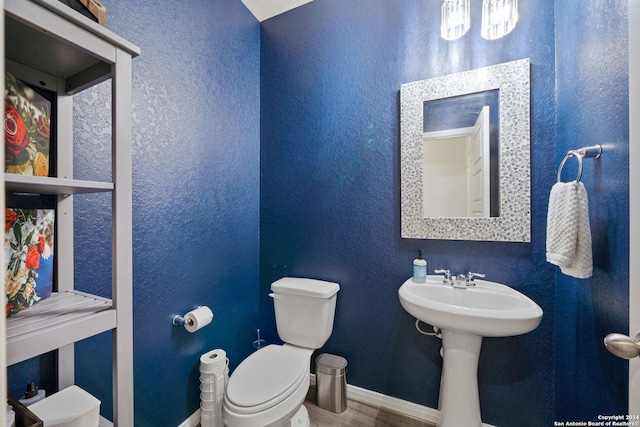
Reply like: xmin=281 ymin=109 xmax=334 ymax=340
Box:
xmin=309 ymin=373 xmax=440 ymax=424
xmin=310 ymin=374 xmax=495 ymax=427
xmin=180 ymin=375 xmax=495 ymax=427
xmin=178 ymin=409 xmax=201 ymax=427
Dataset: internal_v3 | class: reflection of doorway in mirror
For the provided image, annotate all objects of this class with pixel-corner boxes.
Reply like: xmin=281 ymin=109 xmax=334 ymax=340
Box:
xmin=422 ymin=106 xmax=490 ymax=218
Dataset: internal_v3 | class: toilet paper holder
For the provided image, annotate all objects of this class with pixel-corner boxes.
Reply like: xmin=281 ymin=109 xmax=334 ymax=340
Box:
xmin=172 ymin=313 xmax=193 ymax=327
xmin=172 ymin=306 xmax=212 ymax=328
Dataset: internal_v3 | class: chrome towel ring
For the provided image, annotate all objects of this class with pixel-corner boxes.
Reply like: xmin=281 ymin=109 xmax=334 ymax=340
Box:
xmin=556 ymin=145 xmax=602 ymax=183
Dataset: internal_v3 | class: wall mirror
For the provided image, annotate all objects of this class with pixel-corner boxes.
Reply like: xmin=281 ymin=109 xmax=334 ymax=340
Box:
xmin=400 ymin=58 xmax=531 ymax=242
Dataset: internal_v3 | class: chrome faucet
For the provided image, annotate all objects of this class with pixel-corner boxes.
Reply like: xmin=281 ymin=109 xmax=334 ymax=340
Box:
xmin=435 ymin=269 xmax=485 ymax=288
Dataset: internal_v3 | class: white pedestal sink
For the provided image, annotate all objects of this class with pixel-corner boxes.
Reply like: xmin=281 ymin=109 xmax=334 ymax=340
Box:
xmin=398 ymin=276 xmax=543 ymax=427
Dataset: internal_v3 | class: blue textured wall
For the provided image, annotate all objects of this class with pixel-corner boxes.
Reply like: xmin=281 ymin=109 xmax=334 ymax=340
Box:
xmin=554 ymin=0 xmax=629 ymax=420
xmin=7 ymin=1 xmax=630 ymax=425
xmin=260 ymin=0 xmax=557 ymax=425
xmin=71 ymin=1 xmax=259 ymax=425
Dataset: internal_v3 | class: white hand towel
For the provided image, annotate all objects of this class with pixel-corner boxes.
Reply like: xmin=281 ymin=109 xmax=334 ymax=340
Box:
xmin=546 ymin=181 xmax=593 ymax=278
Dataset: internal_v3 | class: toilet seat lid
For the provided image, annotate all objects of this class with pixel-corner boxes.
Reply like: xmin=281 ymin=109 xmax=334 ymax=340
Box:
xmin=226 ymin=345 xmax=308 ymax=408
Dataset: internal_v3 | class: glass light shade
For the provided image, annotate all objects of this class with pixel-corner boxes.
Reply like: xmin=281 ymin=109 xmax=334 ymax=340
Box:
xmin=481 ymin=0 xmax=518 ymax=40
xmin=441 ymin=0 xmax=470 ymax=41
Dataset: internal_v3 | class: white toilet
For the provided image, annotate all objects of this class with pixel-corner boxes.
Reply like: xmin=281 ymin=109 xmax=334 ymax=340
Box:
xmin=222 ymin=277 xmax=340 ymax=427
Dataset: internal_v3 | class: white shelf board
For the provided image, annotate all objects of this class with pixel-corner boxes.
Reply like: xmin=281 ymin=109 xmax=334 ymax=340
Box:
xmin=5 ymin=174 xmax=113 ymax=195
xmin=4 ymin=13 xmax=105 ymax=81
xmin=6 ymin=291 xmax=116 ymax=366
xmin=29 ymin=0 xmax=140 ymax=56
xmin=5 ymin=0 xmax=140 ymax=94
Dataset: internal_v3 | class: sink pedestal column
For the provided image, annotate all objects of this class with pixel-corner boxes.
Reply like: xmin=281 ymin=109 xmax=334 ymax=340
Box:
xmin=438 ymin=329 xmax=483 ymax=427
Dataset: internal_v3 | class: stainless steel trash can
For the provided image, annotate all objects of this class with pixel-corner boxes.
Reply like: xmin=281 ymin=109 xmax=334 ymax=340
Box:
xmin=315 ymin=353 xmax=348 ymax=413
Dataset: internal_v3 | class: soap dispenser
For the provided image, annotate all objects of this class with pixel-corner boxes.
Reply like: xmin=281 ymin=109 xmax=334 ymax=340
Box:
xmin=19 ymin=381 xmax=46 ymax=406
xmin=412 ymin=249 xmax=427 ymax=283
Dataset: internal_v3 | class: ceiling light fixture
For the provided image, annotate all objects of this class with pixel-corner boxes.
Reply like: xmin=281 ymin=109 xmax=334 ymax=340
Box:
xmin=481 ymin=0 xmax=519 ymax=40
xmin=441 ymin=0 xmax=470 ymax=41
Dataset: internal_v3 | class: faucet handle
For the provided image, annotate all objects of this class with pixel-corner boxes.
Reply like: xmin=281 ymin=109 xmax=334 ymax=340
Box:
xmin=466 ymin=272 xmax=485 ymax=286
xmin=434 ymin=269 xmax=452 ymax=285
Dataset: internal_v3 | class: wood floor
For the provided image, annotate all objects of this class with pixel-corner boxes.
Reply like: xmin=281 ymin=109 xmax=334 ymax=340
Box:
xmin=305 ymin=390 xmax=435 ymax=427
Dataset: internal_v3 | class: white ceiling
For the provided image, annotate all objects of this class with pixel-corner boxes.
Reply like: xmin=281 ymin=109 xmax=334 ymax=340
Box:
xmin=241 ymin=0 xmax=313 ymax=22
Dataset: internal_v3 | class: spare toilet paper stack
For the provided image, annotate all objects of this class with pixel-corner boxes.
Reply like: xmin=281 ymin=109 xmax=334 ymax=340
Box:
xmin=200 ymin=349 xmax=229 ymax=427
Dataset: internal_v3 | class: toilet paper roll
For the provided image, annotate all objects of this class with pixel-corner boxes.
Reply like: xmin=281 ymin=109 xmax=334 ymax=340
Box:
xmin=184 ymin=306 xmax=214 ymax=333
xmin=200 ymin=349 xmax=228 ymax=376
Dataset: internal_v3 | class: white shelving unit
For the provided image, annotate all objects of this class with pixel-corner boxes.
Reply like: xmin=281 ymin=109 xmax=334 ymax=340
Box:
xmin=2 ymin=0 xmax=139 ymax=424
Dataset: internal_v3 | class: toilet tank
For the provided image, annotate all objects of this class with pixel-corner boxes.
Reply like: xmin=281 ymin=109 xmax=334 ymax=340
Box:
xmin=270 ymin=277 xmax=340 ymax=349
